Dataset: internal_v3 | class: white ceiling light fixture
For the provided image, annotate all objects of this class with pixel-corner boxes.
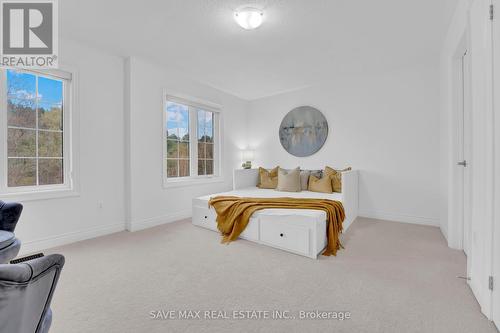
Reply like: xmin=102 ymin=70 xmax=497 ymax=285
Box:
xmin=234 ymin=7 xmax=264 ymax=30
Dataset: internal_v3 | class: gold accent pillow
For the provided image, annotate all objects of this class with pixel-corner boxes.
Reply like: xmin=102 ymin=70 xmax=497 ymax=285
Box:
xmin=324 ymin=166 xmax=352 ymax=193
xmin=308 ymin=175 xmax=333 ymax=193
xmin=257 ymin=167 xmax=279 ymax=189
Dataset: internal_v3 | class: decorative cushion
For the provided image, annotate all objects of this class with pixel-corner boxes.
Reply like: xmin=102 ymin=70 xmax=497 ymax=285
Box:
xmin=299 ymin=170 xmax=322 ymax=190
xmin=277 ymin=167 xmax=301 ymax=192
xmin=324 ymin=166 xmax=352 ymax=193
xmin=308 ymin=175 xmax=333 ymax=193
xmin=257 ymin=167 xmax=279 ymax=189
xmin=309 ymin=169 xmax=322 ymax=181
xmin=0 ymin=231 xmax=15 ymax=250
xmin=299 ymin=170 xmax=311 ymax=190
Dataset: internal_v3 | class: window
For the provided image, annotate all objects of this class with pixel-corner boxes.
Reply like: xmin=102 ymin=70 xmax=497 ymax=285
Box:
xmin=164 ymin=94 xmax=221 ymax=185
xmin=0 ymin=68 xmax=74 ymax=196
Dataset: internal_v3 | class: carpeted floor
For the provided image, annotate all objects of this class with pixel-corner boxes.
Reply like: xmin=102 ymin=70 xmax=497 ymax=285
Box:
xmin=47 ymin=217 xmax=498 ymax=333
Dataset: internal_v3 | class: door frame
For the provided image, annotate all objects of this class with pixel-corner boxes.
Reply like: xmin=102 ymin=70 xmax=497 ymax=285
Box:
xmin=449 ymin=32 xmax=471 ymax=254
xmin=491 ymin=0 xmax=500 ymax=327
xmin=454 ymin=46 xmax=473 ymax=259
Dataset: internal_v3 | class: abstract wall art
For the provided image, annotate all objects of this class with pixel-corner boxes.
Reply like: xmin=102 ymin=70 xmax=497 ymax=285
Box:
xmin=278 ymin=106 xmax=328 ymax=157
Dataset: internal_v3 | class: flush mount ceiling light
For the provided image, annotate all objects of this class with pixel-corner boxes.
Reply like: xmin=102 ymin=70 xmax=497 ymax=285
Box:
xmin=234 ymin=7 xmax=264 ymax=30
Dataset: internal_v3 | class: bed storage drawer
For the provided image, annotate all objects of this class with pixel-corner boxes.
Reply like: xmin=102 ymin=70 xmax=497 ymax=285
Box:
xmin=259 ymin=218 xmax=310 ymax=256
xmin=192 ymin=205 xmax=218 ymax=232
xmin=192 ymin=205 xmax=259 ymax=241
xmin=239 ymin=217 xmax=259 ymax=241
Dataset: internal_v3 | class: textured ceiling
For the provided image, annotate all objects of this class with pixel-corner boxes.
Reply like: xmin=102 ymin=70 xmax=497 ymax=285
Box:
xmin=60 ymin=0 xmax=458 ymax=100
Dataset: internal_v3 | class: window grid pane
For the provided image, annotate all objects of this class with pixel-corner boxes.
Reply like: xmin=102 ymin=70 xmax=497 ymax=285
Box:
xmin=198 ymin=142 xmax=205 ymax=159
xmin=206 ymin=143 xmax=213 ymax=159
xmin=179 ymin=142 xmax=189 ymax=159
xmin=167 ymin=140 xmax=179 ymax=158
xmin=179 ymin=159 xmax=190 ymax=177
xmin=39 ymin=159 xmax=63 ymax=185
xmin=38 ymin=130 xmax=63 ymax=157
xmin=6 ymin=70 xmax=65 ymax=187
xmin=7 ymin=158 xmax=36 ymax=187
xmin=7 ymin=128 xmax=36 ymax=157
xmin=167 ymin=159 xmax=178 ymax=177
xmin=198 ymin=159 xmax=205 ymax=176
xmin=206 ymin=159 xmax=214 ymax=175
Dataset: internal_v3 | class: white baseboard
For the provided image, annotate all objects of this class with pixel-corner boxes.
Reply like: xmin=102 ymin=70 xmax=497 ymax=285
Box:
xmin=18 ymin=210 xmax=193 ymax=255
xmin=19 ymin=222 xmax=126 ymax=256
xmin=127 ymin=209 xmax=192 ymax=232
xmin=358 ymin=210 xmax=440 ymax=227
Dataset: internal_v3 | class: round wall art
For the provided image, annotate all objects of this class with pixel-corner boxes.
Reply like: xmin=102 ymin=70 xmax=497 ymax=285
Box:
xmin=278 ymin=106 xmax=328 ymax=157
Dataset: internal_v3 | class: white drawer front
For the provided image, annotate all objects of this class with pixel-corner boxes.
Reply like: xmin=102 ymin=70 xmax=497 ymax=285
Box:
xmin=193 ymin=205 xmax=260 ymax=241
xmin=260 ymin=219 xmax=310 ymax=256
xmin=239 ymin=217 xmax=259 ymax=241
xmin=192 ymin=206 xmax=218 ymax=232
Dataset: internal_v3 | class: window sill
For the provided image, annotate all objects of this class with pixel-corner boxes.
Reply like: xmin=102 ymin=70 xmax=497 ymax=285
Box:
xmin=0 ymin=188 xmax=80 ymax=202
xmin=163 ymin=176 xmax=225 ymax=189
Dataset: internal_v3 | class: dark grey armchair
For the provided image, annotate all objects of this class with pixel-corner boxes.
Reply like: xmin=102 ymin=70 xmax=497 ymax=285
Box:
xmin=0 ymin=200 xmax=23 ymax=264
xmin=0 ymin=254 xmax=65 ymax=333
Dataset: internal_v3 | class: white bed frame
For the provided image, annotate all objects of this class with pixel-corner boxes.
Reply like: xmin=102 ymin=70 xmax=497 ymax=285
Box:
xmin=192 ymin=169 xmax=359 ymax=259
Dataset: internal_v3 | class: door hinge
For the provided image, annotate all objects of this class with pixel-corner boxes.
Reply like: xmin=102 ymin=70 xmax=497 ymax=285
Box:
xmin=490 ymin=4 xmax=494 ymax=20
xmin=489 ymin=276 xmax=494 ymax=291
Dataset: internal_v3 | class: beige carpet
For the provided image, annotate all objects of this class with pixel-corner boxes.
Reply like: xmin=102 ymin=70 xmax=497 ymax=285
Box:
xmin=46 ymin=217 xmax=498 ymax=333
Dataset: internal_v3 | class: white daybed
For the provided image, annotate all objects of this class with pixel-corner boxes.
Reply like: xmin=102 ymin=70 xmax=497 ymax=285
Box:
xmin=192 ymin=169 xmax=358 ymax=259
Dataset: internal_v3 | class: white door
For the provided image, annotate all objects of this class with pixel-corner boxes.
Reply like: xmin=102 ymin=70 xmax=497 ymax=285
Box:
xmin=469 ymin=0 xmax=494 ymax=316
xmin=492 ymin=0 xmax=500 ymax=327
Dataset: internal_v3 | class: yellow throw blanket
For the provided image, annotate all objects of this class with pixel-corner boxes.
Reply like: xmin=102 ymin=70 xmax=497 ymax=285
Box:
xmin=208 ymin=196 xmax=345 ymax=256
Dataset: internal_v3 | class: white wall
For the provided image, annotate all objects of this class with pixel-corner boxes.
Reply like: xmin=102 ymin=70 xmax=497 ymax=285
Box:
xmin=12 ymin=46 xmax=248 ymax=252
xmin=125 ymin=57 xmax=247 ymax=231
xmin=15 ymin=39 xmax=126 ymax=254
xmin=247 ymin=65 xmax=441 ymax=226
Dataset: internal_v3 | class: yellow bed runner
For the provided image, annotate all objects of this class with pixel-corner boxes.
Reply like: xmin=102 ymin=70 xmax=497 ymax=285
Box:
xmin=208 ymin=196 xmax=345 ymax=256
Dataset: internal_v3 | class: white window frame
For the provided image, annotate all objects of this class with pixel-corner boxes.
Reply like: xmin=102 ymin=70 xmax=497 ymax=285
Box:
xmin=0 ymin=66 xmax=80 ymax=201
xmin=163 ymin=91 xmax=223 ymax=188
